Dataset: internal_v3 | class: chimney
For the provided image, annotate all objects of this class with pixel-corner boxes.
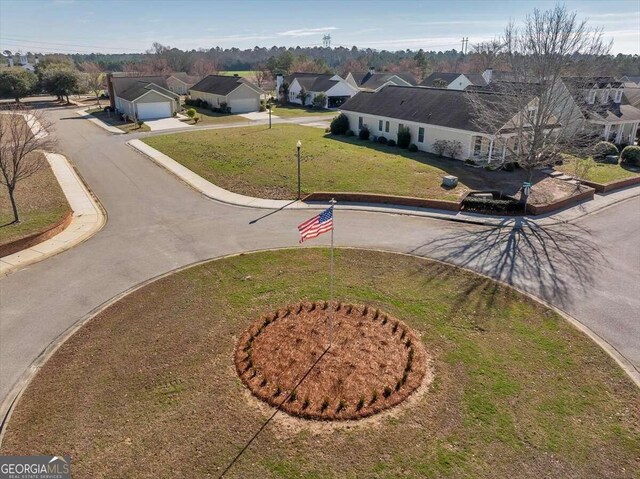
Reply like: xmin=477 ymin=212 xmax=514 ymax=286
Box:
xmin=34 ymin=56 xmax=39 ymax=65
xmin=368 ymin=66 xmax=375 ymax=75
xmin=7 ymin=57 xmax=14 ymax=68
xmin=483 ymin=68 xmax=493 ymax=84
xmin=107 ymin=73 xmax=116 ymax=110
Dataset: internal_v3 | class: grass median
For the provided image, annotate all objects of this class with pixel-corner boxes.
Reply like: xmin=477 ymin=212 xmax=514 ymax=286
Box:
xmin=2 ymin=249 xmax=637 ymax=478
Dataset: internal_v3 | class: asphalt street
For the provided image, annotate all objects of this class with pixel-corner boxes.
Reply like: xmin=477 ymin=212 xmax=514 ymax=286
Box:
xmin=1 ymin=103 xmax=638 ymax=413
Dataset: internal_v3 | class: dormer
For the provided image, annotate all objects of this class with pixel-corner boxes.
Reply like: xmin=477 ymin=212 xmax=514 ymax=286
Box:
xmin=614 ymin=88 xmax=623 ymax=103
xmin=599 ymin=85 xmax=610 ymax=104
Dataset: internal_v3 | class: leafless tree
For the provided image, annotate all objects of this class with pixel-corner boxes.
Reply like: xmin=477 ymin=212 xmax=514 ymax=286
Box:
xmin=470 ymin=38 xmax=506 ymax=71
xmin=467 ymin=5 xmax=611 ymax=188
xmin=0 ymin=107 xmax=54 ymax=223
xmin=251 ymin=63 xmax=272 ymax=88
xmin=79 ymin=62 xmax=105 ymax=106
xmin=190 ymin=57 xmax=219 ymax=77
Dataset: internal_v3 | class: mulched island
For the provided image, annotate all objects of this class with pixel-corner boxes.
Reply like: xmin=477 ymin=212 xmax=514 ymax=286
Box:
xmin=236 ymin=301 xmax=429 ymax=420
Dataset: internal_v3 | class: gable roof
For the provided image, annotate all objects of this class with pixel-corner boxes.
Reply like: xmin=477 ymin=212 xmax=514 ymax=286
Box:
xmin=420 ymin=72 xmax=463 ymax=87
xmin=190 ymin=74 xmax=264 ymax=95
xmin=340 ymin=85 xmax=522 ymax=134
xmin=117 ymin=81 xmax=179 ymax=102
xmin=561 ymin=77 xmax=639 ymax=122
xmin=168 ymin=72 xmax=202 ymax=86
xmin=111 ymin=75 xmax=169 ymax=96
xmin=464 ymin=73 xmax=488 ymax=86
xmin=621 ymin=75 xmax=640 ymax=85
xmin=286 ymin=72 xmax=340 ymax=93
xmin=351 ymin=72 xmax=417 ymax=89
xmin=562 ymin=76 xmax=623 ymax=90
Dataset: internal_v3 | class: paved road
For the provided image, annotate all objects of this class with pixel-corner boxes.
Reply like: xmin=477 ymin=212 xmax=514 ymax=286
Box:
xmin=1 ymin=104 xmax=639 ymax=413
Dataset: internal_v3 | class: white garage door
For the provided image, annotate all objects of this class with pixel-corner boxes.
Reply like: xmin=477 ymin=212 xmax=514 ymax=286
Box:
xmin=230 ymin=98 xmax=259 ymax=113
xmin=137 ymin=102 xmax=171 ymax=120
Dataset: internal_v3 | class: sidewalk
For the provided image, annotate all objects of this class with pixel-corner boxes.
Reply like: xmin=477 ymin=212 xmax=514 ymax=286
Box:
xmin=129 ymin=139 xmax=640 ymax=226
xmin=0 ymin=152 xmax=105 ymax=276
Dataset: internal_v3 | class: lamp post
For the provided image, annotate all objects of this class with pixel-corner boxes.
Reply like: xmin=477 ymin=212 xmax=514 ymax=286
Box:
xmin=267 ymin=98 xmax=272 ymax=129
xmin=296 ymin=140 xmax=302 ymax=200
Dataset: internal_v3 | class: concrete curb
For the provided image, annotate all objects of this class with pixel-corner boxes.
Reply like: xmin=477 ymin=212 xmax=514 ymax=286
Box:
xmin=2 ymin=246 xmax=636 ymax=446
xmin=0 ymin=152 xmax=106 ymax=276
xmin=76 ymin=108 xmax=125 ymax=134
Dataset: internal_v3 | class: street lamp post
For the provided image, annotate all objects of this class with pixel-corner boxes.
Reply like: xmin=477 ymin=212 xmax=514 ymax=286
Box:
xmin=268 ymin=98 xmax=272 ymax=129
xmin=296 ymin=140 xmax=302 ymax=200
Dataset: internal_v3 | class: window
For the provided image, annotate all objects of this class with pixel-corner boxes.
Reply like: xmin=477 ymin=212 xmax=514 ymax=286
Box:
xmin=379 ymin=119 xmax=383 ymax=131
xmin=418 ymin=127 xmax=425 ymax=143
xmin=358 ymin=116 xmax=363 ymax=129
xmin=600 ymin=89 xmax=609 ymax=104
xmin=587 ymin=89 xmax=596 ymax=104
xmin=385 ymin=121 xmax=390 ymax=132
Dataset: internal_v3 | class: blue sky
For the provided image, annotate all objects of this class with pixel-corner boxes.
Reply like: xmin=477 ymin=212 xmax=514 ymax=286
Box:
xmin=0 ymin=0 xmax=638 ymax=55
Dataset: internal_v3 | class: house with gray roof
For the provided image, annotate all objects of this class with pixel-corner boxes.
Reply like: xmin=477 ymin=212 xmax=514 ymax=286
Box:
xmin=107 ymin=74 xmax=180 ymax=120
xmin=345 ymin=67 xmax=417 ymax=92
xmin=420 ymin=72 xmax=487 ymax=90
xmin=189 ymin=74 xmax=264 ymax=113
xmin=166 ymin=72 xmax=202 ymax=95
xmin=277 ymin=72 xmax=358 ymax=108
xmin=339 ymin=85 xmax=548 ymax=162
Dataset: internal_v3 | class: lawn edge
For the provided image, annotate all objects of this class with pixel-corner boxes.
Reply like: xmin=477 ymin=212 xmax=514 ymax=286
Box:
xmin=2 ymin=246 xmax=637 ymax=448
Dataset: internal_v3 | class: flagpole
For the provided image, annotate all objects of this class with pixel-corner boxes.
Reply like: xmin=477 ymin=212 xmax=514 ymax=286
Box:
xmin=328 ymin=198 xmax=336 ymax=349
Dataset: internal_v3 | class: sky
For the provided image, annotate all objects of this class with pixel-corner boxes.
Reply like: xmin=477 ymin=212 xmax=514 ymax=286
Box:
xmin=0 ymin=0 xmax=638 ymax=55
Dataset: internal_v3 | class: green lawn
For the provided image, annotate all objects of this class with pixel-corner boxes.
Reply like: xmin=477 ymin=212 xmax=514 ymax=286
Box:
xmin=271 ymin=105 xmax=338 ymax=118
xmin=3 ymin=249 xmax=637 ymax=478
xmin=0 ymin=152 xmax=70 ymax=246
xmin=560 ymin=155 xmax=640 ymax=184
xmin=180 ymin=104 xmax=254 ymax=125
xmin=89 ymin=109 xmax=150 ymax=133
xmin=219 ymin=70 xmax=256 ymax=77
xmin=142 ymin=124 xmax=470 ymax=200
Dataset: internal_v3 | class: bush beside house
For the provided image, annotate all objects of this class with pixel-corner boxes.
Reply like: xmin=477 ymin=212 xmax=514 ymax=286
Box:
xmin=621 ymin=145 xmax=640 ymax=166
xmin=593 ymin=141 xmax=618 ymax=161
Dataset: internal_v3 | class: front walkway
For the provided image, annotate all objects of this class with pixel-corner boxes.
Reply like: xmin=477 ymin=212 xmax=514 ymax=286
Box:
xmin=144 ymin=117 xmax=191 ymax=131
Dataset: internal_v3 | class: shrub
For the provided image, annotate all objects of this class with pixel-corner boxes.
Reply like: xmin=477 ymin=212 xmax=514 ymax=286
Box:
xmin=408 ymin=143 xmax=418 ymax=152
xmin=445 ymin=140 xmax=463 ymax=159
xmin=337 ymin=399 xmax=346 ymax=412
xmin=462 ymin=197 xmax=522 ymax=214
xmin=345 ymin=129 xmax=355 ymax=137
xmin=356 ymin=395 xmax=365 ymax=410
xmin=186 ymin=108 xmax=196 ymax=119
xmin=193 ymin=116 xmax=200 ymax=124
xmin=397 ymin=125 xmax=411 ymax=148
xmin=370 ymin=389 xmax=378 ymax=404
xmin=321 ymin=397 xmax=330 ymax=411
xmin=359 ymin=125 xmax=370 ymax=140
xmin=219 ymin=101 xmax=230 ymax=113
xmin=383 ymin=386 xmax=392 ymax=398
xmin=259 ymin=105 xmax=266 ymax=112
xmin=136 ymin=120 xmax=144 ymax=129
xmin=312 ymin=92 xmax=327 ymax=109
xmin=593 ymin=141 xmax=618 ymax=161
xmin=387 ymin=139 xmax=396 ymax=147
xmin=330 ymin=113 xmax=350 ymax=135
xmin=377 ymin=136 xmax=387 ymax=144
xmin=432 ymin=139 xmax=448 ymax=156
xmin=620 ymin=145 xmax=640 ymax=166
xmin=194 ymin=98 xmax=202 ymax=107
xmin=289 ymin=390 xmax=297 ymax=402
xmin=502 ymin=162 xmax=516 ymax=172
xmin=302 ymin=396 xmax=310 ymax=409
xmin=201 ymin=100 xmax=209 ymax=109
xmin=172 ymin=111 xmax=177 ymax=117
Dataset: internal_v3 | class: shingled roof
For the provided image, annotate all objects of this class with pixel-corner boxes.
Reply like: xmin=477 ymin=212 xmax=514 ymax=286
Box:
xmin=111 ymin=75 xmax=169 ymax=96
xmin=351 ymin=72 xmax=417 ymax=90
xmin=117 ymin=80 xmax=179 ymax=102
xmin=190 ymin=74 xmax=264 ymax=95
xmin=286 ymin=73 xmax=339 ymax=93
xmin=561 ymin=77 xmax=640 ymax=122
xmin=340 ymin=85 xmax=522 ymax=134
xmin=420 ymin=72 xmax=463 ymax=87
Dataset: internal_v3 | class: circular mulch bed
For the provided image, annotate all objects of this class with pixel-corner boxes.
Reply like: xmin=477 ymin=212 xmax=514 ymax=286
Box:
xmin=234 ymin=301 xmax=428 ymax=421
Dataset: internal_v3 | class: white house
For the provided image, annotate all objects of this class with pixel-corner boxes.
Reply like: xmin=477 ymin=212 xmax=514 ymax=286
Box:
xmin=344 ymin=67 xmax=416 ymax=91
xmin=277 ymin=72 xmax=358 ymax=108
xmin=166 ymin=73 xmax=202 ymax=95
xmin=108 ymin=74 xmax=180 ymax=120
xmin=340 ymin=85 xmax=547 ymax=163
xmin=420 ymin=72 xmax=486 ymax=90
xmin=189 ymin=74 xmax=264 ymax=113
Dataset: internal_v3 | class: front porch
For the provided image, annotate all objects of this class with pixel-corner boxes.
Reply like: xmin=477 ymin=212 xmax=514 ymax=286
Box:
xmin=469 ymin=135 xmax=517 ymax=163
xmin=599 ymin=121 xmax=639 ymax=144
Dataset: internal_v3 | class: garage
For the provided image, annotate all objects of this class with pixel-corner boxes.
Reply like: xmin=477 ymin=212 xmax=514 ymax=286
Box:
xmin=230 ymin=98 xmax=260 ymax=113
xmin=137 ymin=102 xmax=172 ymax=120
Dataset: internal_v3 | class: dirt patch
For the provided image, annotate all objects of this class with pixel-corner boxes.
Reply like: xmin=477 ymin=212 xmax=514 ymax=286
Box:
xmin=235 ymin=301 xmax=428 ymax=421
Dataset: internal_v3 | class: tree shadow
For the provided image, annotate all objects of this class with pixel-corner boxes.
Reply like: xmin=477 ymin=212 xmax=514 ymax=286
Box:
xmin=408 ymin=218 xmax=606 ymax=309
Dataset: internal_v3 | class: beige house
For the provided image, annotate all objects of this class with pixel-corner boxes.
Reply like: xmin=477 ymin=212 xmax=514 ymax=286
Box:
xmin=108 ymin=74 xmax=180 ymax=120
xmin=189 ymin=75 xmax=264 ymax=113
xmin=166 ymin=73 xmax=202 ymax=95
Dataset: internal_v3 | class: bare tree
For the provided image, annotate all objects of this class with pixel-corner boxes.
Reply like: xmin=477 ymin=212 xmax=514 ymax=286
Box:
xmin=468 ymin=5 xmax=610 ymax=189
xmin=469 ymin=38 xmax=506 ymax=71
xmin=189 ymin=57 xmax=219 ymax=77
xmin=0 ymin=107 xmax=54 ymax=223
xmin=251 ymin=63 xmax=272 ymax=88
xmin=79 ymin=62 xmax=105 ymax=107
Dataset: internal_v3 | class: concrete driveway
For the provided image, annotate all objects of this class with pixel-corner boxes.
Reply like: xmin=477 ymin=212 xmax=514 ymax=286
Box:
xmin=1 ymin=103 xmax=639 ymax=421
xmin=144 ymin=117 xmax=191 ymax=131
xmin=239 ymin=111 xmax=279 ymax=120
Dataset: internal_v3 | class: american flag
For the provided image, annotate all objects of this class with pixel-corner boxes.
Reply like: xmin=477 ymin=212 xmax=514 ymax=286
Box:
xmin=298 ymin=207 xmax=333 ymax=243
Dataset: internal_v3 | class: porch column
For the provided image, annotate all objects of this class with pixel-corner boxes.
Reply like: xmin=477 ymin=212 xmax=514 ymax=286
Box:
xmin=631 ymin=123 xmax=639 ymax=144
xmin=501 ymin=143 xmax=507 ymax=160
xmin=603 ymin=124 xmax=611 ymax=140
xmin=488 ymin=138 xmax=494 ymax=162
xmin=615 ymin=124 xmax=623 ymax=143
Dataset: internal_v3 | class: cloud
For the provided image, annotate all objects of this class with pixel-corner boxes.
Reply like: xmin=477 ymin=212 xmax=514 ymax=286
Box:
xmin=277 ymin=27 xmax=337 ymax=37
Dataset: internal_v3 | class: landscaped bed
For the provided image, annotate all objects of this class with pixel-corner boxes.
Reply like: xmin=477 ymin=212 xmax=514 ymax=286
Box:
xmin=0 ymin=151 xmax=70 ymax=249
xmin=2 ymin=249 xmax=637 ymax=478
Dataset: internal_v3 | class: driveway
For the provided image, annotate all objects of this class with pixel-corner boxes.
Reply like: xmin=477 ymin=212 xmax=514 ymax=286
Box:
xmin=144 ymin=117 xmax=191 ymax=131
xmin=1 ymin=103 xmax=638 ymax=420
